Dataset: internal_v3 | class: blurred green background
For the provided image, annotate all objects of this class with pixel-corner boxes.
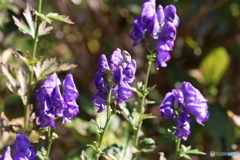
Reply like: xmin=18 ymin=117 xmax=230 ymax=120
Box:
xmin=1 ymin=0 xmax=240 ymax=159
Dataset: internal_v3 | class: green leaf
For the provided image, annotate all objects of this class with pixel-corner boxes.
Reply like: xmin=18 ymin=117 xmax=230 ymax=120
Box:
xmin=34 ymin=11 xmax=52 ymax=23
xmin=0 ymin=63 xmax=28 ymax=97
xmin=33 ymin=58 xmax=77 ymax=81
xmin=200 ymin=47 xmax=230 ymax=86
xmin=38 ymin=21 xmax=53 ymax=36
xmin=12 ymin=3 xmax=35 ymax=37
xmin=140 ymin=113 xmax=157 ymax=120
xmin=179 ymin=153 xmax=191 ymax=159
xmin=46 ymin=13 xmax=74 ymax=24
xmin=185 ymin=149 xmax=206 ymax=155
xmin=13 ymin=50 xmax=41 ymax=65
xmin=131 ymin=86 xmax=143 ymax=98
xmin=138 ymin=138 xmax=156 ymax=152
xmin=145 ymin=99 xmax=156 ymax=105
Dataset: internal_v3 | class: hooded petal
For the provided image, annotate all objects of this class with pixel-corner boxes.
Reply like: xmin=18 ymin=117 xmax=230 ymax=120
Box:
xmin=63 ymin=74 xmax=79 ymax=102
xmin=159 ymin=92 xmax=175 ymax=120
xmin=97 ymin=54 xmax=109 ymax=74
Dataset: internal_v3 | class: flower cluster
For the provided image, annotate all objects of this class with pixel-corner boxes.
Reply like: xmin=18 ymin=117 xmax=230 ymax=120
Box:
xmin=159 ymin=82 xmax=209 ymax=140
xmin=36 ymin=73 xmax=79 ymax=128
xmin=92 ymin=48 xmax=137 ymax=112
xmin=0 ymin=132 xmax=36 ymax=160
xmin=129 ymin=0 xmax=179 ymax=68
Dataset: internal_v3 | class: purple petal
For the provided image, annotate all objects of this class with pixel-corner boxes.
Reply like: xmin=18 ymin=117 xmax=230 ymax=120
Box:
xmin=141 ymin=1 xmax=155 ymax=27
xmin=147 ymin=13 xmax=160 ymax=39
xmin=97 ymin=54 xmax=109 ymax=74
xmin=156 ymin=49 xmax=171 ymax=68
xmin=164 ymin=5 xmax=176 ymax=22
xmin=175 ymin=113 xmax=191 ymax=140
xmin=162 ymin=21 xmax=176 ymax=41
xmin=157 ymin=5 xmax=165 ymax=24
xmin=123 ymin=59 xmax=137 ymax=84
xmin=113 ymin=66 xmax=123 ymax=84
xmin=63 ymin=74 xmax=79 ymax=102
xmin=92 ymin=92 xmax=107 ymax=112
xmin=108 ymin=48 xmax=123 ymax=71
xmin=0 ymin=146 xmax=12 ymax=160
xmin=159 ymin=92 xmax=175 ymax=120
xmin=129 ymin=17 xmax=146 ymax=46
xmin=93 ymin=72 xmax=105 ymax=91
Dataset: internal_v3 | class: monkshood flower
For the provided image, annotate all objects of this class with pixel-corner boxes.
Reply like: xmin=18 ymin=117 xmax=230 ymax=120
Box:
xmin=92 ymin=48 xmax=137 ymax=112
xmin=129 ymin=0 xmax=179 ymax=68
xmin=159 ymin=82 xmax=209 ymax=140
xmin=0 ymin=132 xmax=36 ymax=160
xmin=36 ymin=73 xmax=79 ymax=128
xmin=0 ymin=146 xmax=12 ymax=160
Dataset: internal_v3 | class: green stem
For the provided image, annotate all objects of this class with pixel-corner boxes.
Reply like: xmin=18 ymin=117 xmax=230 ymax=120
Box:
xmin=123 ymin=127 xmax=131 ymax=157
xmin=96 ymin=87 xmax=113 ymax=159
xmin=132 ymin=60 xmax=152 ymax=160
xmin=174 ymin=138 xmax=181 ymax=160
xmin=33 ymin=0 xmax=42 ymax=57
xmin=46 ymin=127 xmax=53 ymax=159
xmin=23 ymin=0 xmax=43 ymax=129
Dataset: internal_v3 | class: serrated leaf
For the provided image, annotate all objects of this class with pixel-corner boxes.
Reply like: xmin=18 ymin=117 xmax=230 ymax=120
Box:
xmin=138 ymin=138 xmax=156 ymax=152
xmin=13 ymin=50 xmax=41 ymax=65
xmin=46 ymin=13 xmax=74 ymax=24
xmin=13 ymin=3 xmax=35 ymax=37
xmin=38 ymin=21 xmax=53 ymax=36
xmin=200 ymin=47 xmax=230 ymax=86
xmin=0 ymin=63 xmax=28 ymax=96
xmin=140 ymin=113 xmax=157 ymax=120
xmin=33 ymin=58 xmax=77 ymax=81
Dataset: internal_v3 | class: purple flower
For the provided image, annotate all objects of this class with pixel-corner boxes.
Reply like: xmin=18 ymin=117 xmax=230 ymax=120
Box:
xmin=116 ymin=82 xmax=133 ymax=103
xmin=160 ymin=82 xmax=209 ymax=140
xmin=141 ymin=0 xmax=156 ymax=27
xmin=13 ymin=132 xmax=36 ymax=160
xmin=113 ymin=66 xmax=123 ymax=84
xmin=156 ymin=49 xmax=170 ymax=68
xmin=180 ymin=82 xmax=209 ymax=125
xmin=0 ymin=147 xmax=12 ymax=160
xmin=123 ymin=59 xmax=137 ymax=84
xmin=36 ymin=73 xmax=80 ymax=128
xmin=129 ymin=17 xmax=146 ymax=47
xmin=176 ymin=113 xmax=191 ymax=141
xmin=147 ymin=13 xmax=160 ymax=39
xmin=108 ymin=48 xmax=123 ymax=71
xmin=92 ymin=49 xmax=136 ymax=112
xmin=63 ymin=100 xmax=79 ymax=123
xmin=36 ymin=73 xmax=61 ymax=103
xmin=92 ymin=92 xmax=108 ymax=113
xmin=164 ymin=5 xmax=177 ymax=22
xmin=97 ymin=54 xmax=109 ymax=74
xmin=93 ymin=72 xmax=105 ymax=91
xmin=159 ymin=92 xmax=175 ymax=120
xmin=157 ymin=5 xmax=165 ymax=24
xmin=63 ymin=74 xmax=79 ymax=102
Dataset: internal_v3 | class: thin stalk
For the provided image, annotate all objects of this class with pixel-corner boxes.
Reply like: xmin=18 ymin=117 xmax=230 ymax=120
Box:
xmin=133 ymin=60 xmax=152 ymax=146
xmin=123 ymin=128 xmax=131 ymax=157
xmin=132 ymin=60 xmax=152 ymax=160
xmin=24 ymin=0 xmax=43 ymax=129
xmin=96 ymin=88 xmax=113 ymax=159
xmin=46 ymin=127 xmax=53 ymax=159
xmin=174 ymin=138 xmax=181 ymax=160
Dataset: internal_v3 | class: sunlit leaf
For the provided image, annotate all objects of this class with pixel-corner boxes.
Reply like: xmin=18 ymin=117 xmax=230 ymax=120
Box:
xmin=38 ymin=21 xmax=53 ymax=36
xmin=13 ymin=50 xmax=41 ymax=65
xmin=0 ymin=63 xmax=28 ymax=96
xmin=33 ymin=58 xmax=77 ymax=81
xmin=140 ymin=113 xmax=157 ymax=120
xmin=46 ymin=13 xmax=74 ymax=24
xmin=200 ymin=47 xmax=230 ymax=86
xmin=12 ymin=3 xmax=35 ymax=37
